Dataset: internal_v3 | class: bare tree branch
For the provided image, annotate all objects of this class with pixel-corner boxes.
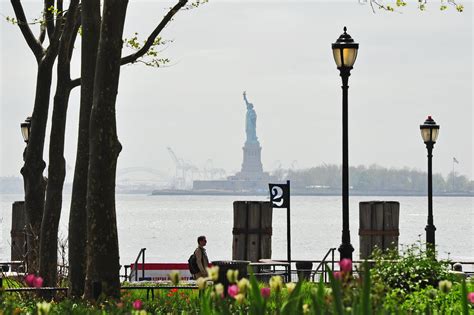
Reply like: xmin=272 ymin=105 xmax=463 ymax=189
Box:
xmin=57 ymin=0 xmax=64 ymax=19
xmin=370 ymin=0 xmax=385 ymax=11
xmin=58 ymin=0 xmax=79 ymax=70
xmin=43 ymin=5 xmax=65 ymax=66
xmin=67 ymin=10 xmax=81 ymax=61
xmin=44 ymin=0 xmax=55 ymax=39
xmin=39 ymin=23 xmax=46 ymax=44
xmin=369 ymin=0 xmax=377 ymax=13
xmin=121 ymin=0 xmax=188 ymax=66
xmin=10 ymin=0 xmax=45 ymax=61
xmin=70 ymin=78 xmax=81 ymax=89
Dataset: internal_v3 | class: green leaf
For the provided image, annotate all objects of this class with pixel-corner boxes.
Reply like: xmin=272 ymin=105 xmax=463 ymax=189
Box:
xmin=361 ymin=261 xmax=371 ymax=315
xmin=396 ymin=0 xmax=407 ymax=7
xmin=281 ymin=281 xmax=303 ymax=315
xmin=461 ymin=279 xmax=469 ymax=315
xmin=326 ymin=264 xmax=344 ymax=315
xmin=247 ymin=267 xmax=265 ymax=315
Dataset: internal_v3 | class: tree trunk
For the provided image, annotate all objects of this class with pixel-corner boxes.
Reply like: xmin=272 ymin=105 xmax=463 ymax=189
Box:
xmin=39 ymin=85 xmax=70 ymax=288
xmin=84 ymin=0 xmax=128 ymax=299
xmin=12 ymin=0 xmax=64 ymax=275
xmin=69 ymin=0 xmax=101 ymax=298
xmin=39 ymin=0 xmax=79 ymax=291
xmin=20 ymin=60 xmax=55 ymax=274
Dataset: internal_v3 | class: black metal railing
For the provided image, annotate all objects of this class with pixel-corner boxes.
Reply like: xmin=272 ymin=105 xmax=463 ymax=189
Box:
xmin=0 ymin=260 xmax=25 ymax=273
xmin=132 ymin=248 xmax=146 ymax=281
xmin=257 ymin=249 xmax=337 ymax=283
xmin=121 ymin=264 xmax=131 ymax=282
xmin=311 ymin=247 xmax=337 ymax=282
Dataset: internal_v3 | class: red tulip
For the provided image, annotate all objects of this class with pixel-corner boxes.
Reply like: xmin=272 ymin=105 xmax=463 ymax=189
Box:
xmin=333 ymin=271 xmax=343 ymax=280
xmin=132 ymin=299 xmax=143 ymax=310
xmin=227 ymin=284 xmax=238 ymax=297
xmin=339 ymin=259 xmax=352 ymax=273
xmin=260 ymin=287 xmax=271 ymax=299
xmin=468 ymin=292 xmax=474 ymax=304
xmin=33 ymin=276 xmax=43 ymax=288
xmin=24 ymin=274 xmax=35 ymax=287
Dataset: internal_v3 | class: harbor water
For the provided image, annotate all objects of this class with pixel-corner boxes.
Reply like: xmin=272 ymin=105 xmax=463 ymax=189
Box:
xmin=1 ymin=194 xmax=473 ymax=269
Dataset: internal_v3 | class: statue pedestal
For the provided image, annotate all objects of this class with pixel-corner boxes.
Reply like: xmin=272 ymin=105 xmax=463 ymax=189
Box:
xmin=242 ymin=142 xmax=263 ymax=174
xmin=194 ymin=141 xmax=270 ymax=191
xmin=232 ymin=141 xmax=268 ymax=181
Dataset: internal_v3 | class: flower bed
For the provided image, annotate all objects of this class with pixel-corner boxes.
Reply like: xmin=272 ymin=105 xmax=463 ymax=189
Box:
xmin=1 ymin=245 xmax=473 ymax=314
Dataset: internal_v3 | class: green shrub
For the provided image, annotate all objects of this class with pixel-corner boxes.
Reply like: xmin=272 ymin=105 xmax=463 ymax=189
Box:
xmin=370 ymin=241 xmax=454 ymax=293
xmin=383 ymin=282 xmax=473 ymax=314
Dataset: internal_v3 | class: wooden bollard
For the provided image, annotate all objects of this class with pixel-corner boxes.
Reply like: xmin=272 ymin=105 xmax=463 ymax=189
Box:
xmin=232 ymin=201 xmax=272 ymax=262
xmin=359 ymin=201 xmax=400 ymax=259
xmin=11 ymin=201 xmax=26 ymax=271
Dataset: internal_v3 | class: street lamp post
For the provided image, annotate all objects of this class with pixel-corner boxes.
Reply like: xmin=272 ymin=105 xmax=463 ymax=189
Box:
xmin=20 ymin=116 xmax=32 ymax=144
xmin=19 ymin=116 xmax=32 ymax=266
xmin=332 ymin=27 xmax=359 ymax=260
xmin=420 ymin=116 xmax=439 ymax=249
xmin=20 ymin=116 xmax=32 ymax=161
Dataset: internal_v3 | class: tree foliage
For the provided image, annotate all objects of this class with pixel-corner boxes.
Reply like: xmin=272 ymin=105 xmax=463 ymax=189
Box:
xmin=277 ymin=164 xmax=473 ymax=193
xmin=364 ymin=0 xmax=464 ymax=12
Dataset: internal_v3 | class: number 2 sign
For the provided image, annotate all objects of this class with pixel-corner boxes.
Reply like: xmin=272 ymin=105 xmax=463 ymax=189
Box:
xmin=269 ymin=180 xmax=292 ymax=275
xmin=269 ymin=182 xmax=289 ymax=208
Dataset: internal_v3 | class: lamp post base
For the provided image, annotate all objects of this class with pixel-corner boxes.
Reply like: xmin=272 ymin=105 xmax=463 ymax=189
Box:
xmin=425 ymin=224 xmax=436 ymax=254
xmin=338 ymin=243 xmax=354 ymax=261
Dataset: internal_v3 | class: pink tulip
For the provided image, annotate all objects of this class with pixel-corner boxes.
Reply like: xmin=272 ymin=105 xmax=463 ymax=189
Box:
xmin=25 ymin=274 xmax=36 ymax=287
xmin=339 ymin=259 xmax=352 ymax=273
xmin=228 ymin=284 xmax=239 ymax=297
xmin=468 ymin=292 xmax=474 ymax=304
xmin=260 ymin=287 xmax=271 ymax=299
xmin=33 ymin=276 xmax=43 ymax=288
xmin=333 ymin=271 xmax=343 ymax=280
xmin=132 ymin=299 xmax=143 ymax=310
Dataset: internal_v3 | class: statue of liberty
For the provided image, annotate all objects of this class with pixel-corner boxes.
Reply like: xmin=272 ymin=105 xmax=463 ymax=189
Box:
xmin=243 ymin=91 xmax=258 ymax=143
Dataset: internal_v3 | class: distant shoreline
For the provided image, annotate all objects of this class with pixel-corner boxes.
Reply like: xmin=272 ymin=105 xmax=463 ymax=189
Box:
xmin=1 ymin=190 xmax=472 ymax=197
xmin=150 ymin=189 xmax=474 ymax=197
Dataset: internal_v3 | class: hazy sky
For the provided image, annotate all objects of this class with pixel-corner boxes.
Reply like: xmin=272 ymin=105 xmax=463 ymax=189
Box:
xmin=0 ymin=0 xmax=472 ymax=182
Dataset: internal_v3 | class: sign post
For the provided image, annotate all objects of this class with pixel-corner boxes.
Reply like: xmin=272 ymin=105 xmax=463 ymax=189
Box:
xmin=269 ymin=180 xmax=291 ymax=281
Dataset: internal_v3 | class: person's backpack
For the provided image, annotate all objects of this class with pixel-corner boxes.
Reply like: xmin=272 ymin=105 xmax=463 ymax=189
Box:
xmin=188 ymin=253 xmax=200 ymax=275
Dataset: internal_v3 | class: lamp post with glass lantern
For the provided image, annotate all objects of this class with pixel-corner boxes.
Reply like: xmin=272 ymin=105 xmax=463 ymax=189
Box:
xmin=21 ymin=116 xmax=32 ymax=143
xmin=332 ymin=27 xmax=359 ymax=260
xmin=20 ymin=116 xmax=32 ymax=161
xmin=18 ymin=116 xmax=32 ymax=266
xmin=420 ymin=116 xmax=439 ymax=249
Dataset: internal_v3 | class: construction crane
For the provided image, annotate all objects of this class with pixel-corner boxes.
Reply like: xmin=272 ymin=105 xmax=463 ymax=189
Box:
xmin=167 ymin=147 xmax=198 ymax=189
xmin=203 ymin=159 xmax=226 ymax=180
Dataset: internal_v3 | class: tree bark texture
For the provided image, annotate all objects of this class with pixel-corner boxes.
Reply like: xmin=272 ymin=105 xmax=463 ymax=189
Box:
xmin=84 ymin=0 xmax=128 ymax=299
xmin=69 ymin=0 xmax=101 ymax=298
xmin=40 ymin=0 xmax=79 ymax=289
xmin=20 ymin=62 xmax=53 ymax=274
xmin=12 ymin=0 xmax=63 ymax=274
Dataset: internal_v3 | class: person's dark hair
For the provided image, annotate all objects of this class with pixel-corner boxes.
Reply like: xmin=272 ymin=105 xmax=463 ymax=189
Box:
xmin=197 ymin=235 xmax=206 ymax=243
